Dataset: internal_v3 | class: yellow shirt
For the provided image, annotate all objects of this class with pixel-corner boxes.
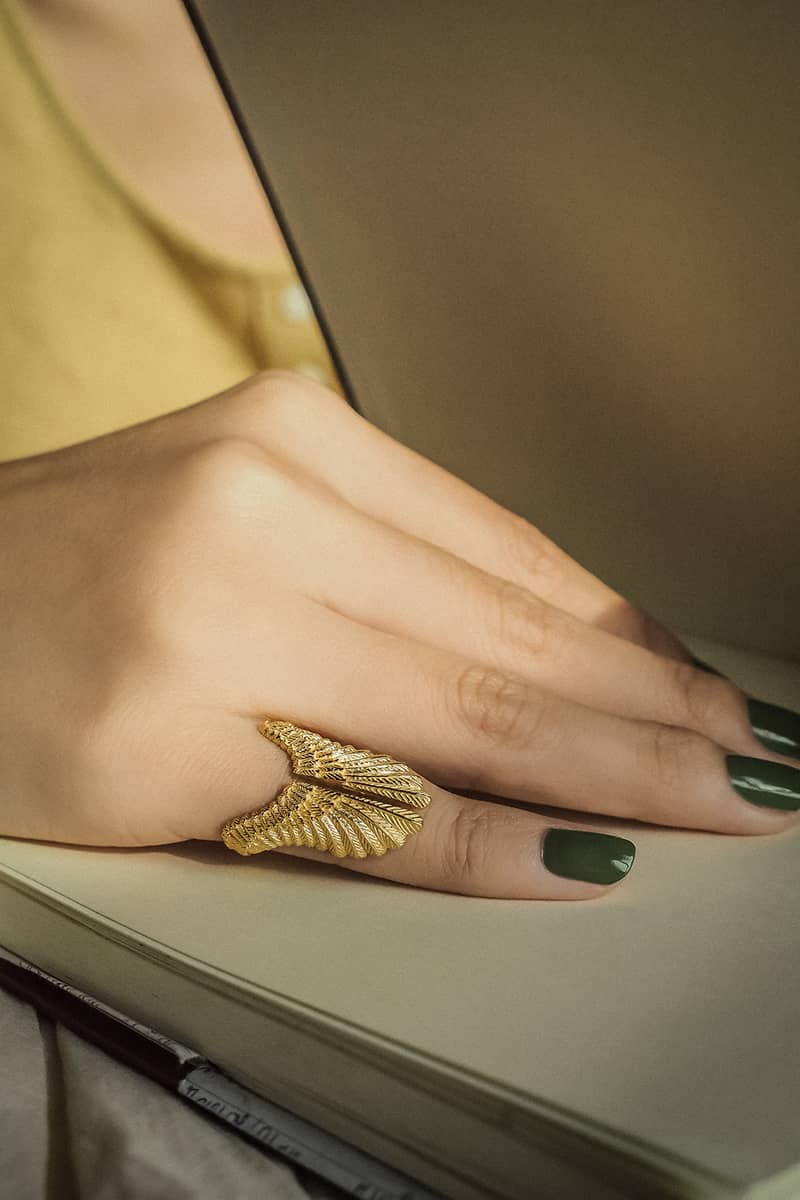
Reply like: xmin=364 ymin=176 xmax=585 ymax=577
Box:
xmin=0 ymin=0 xmax=341 ymax=463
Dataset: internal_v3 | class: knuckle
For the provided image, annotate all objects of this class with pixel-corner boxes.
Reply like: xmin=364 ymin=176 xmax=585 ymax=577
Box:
xmin=669 ymin=661 xmax=748 ymax=745
xmin=667 ymin=658 xmax=717 ymax=730
xmin=178 ymin=437 xmax=266 ymax=496
xmin=503 ymin=515 xmax=563 ymax=599
xmin=439 ymin=803 xmax=495 ymax=886
xmin=646 ymin=722 xmax=698 ymax=798
xmin=174 ymin=438 xmax=296 ymax=531
xmin=207 ymin=369 xmax=348 ymax=443
xmin=450 ymin=663 xmax=534 ymax=749
xmin=489 ymin=579 xmax=549 ymax=659
xmin=256 ymin=368 xmax=349 ymax=421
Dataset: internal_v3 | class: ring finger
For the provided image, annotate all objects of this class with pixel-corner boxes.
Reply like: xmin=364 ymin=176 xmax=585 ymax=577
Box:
xmin=274 ymin=779 xmax=638 ymax=901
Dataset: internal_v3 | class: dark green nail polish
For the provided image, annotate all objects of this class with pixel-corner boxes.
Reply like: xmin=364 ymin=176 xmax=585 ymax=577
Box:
xmin=542 ymin=829 xmax=635 ymax=885
xmin=725 ymin=755 xmax=800 ymax=811
xmin=689 ymin=654 xmax=725 ymax=677
xmin=747 ymin=697 xmax=800 ymax=760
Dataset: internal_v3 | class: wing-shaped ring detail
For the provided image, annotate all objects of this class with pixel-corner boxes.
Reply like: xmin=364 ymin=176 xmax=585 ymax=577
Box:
xmin=220 ymin=721 xmax=432 ymax=858
xmin=258 ymin=720 xmax=430 ymax=804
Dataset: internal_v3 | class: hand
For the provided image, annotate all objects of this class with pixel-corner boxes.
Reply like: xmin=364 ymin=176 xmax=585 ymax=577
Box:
xmin=1 ymin=371 xmax=798 ymax=899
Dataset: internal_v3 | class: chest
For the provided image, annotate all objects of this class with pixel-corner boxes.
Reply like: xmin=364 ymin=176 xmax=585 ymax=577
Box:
xmin=22 ymin=0 xmax=288 ymax=266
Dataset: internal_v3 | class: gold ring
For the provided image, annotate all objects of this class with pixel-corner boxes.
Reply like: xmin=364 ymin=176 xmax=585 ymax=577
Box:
xmin=221 ymin=719 xmax=432 ymax=857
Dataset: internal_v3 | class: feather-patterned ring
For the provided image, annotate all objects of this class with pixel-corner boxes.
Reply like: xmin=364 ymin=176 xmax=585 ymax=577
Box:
xmin=220 ymin=719 xmax=432 ymax=858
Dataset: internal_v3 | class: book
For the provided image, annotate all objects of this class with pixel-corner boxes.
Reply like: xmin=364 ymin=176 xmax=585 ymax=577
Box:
xmin=1 ymin=632 xmax=798 ymax=1200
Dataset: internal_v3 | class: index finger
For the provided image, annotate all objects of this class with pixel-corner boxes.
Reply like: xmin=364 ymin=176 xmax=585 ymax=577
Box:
xmin=239 ymin=374 xmax=692 ymax=660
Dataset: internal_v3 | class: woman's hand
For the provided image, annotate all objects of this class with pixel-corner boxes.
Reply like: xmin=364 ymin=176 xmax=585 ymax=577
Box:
xmin=1 ymin=371 xmax=798 ymax=899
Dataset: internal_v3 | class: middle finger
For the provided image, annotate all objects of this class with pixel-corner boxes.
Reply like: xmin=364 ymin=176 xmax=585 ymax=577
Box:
xmin=263 ymin=482 xmax=789 ymax=766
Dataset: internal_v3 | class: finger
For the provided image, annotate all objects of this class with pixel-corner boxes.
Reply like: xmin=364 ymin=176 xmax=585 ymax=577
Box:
xmin=272 ymin=783 xmax=637 ymax=901
xmin=258 ymin=483 xmax=784 ymax=765
xmin=172 ymin=696 xmax=634 ymax=900
xmin=234 ymin=592 xmax=800 ymax=838
xmin=246 ymin=374 xmax=691 ymax=660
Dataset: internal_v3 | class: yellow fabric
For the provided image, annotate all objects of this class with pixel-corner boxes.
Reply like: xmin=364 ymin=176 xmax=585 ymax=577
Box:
xmin=0 ymin=0 xmax=341 ymax=463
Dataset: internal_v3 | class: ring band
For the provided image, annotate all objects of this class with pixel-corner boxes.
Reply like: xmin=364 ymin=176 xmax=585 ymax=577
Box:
xmin=221 ymin=719 xmax=432 ymax=858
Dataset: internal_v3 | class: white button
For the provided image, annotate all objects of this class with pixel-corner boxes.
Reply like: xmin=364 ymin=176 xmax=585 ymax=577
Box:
xmin=277 ymin=281 xmax=313 ymax=323
xmin=293 ymin=361 xmax=329 ymax=384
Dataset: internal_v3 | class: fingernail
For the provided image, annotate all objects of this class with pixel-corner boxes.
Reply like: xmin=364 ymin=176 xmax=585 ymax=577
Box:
xmin=725 ymin=754 xmax=800 ymax=811
xmin=746 ymin=697 xmax=800 ymax=760
xmin=689 ymin=654 xmax=725 ymax=677
xmin=542 ymin=829 xmax=636 ymax=885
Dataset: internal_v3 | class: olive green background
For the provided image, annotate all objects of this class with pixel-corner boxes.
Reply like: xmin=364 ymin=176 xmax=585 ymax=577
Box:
xmin=187 ymin=0 xmax=799 ymax=662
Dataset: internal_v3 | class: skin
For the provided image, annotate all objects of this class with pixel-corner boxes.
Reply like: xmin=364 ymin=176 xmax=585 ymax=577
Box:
xmin=1 ymin=373 xmax=798 ymax=902
xmin=4 ymin=2 xmax=798 ymax=899
xmin=23 ymin=0 xmax=289 ymax=264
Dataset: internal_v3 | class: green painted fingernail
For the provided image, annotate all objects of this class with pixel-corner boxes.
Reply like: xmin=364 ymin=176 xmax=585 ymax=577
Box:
xmin=542 ymin=829 xmax=635 ymax=885
xmin=747 ymin=697 xmax=800 ymax=760
xmin=725 ymin=754 xmax=800 ymax=811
